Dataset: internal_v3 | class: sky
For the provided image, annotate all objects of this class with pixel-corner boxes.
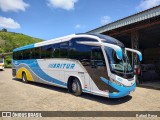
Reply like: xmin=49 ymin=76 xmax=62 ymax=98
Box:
xmin=0 ymin=0 xmax=160 ymax=40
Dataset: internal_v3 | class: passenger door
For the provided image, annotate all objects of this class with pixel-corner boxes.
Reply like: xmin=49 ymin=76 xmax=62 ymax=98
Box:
xmin=86 ymin=47 xmax=109 ymax=91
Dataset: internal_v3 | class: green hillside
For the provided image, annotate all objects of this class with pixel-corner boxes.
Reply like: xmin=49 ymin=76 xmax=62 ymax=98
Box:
xmin=0 ymin=30 xmax=43 ymax=67
xmin=0 ymin=31 xmax=43 ymax=53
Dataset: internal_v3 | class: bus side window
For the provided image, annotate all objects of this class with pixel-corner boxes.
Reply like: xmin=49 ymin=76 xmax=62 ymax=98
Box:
xmin=91 ymin=47 xmax=106 ymax=67
xmin=17 ymin=51 xmax=23 ymax=60
xmin=69 ymin=38 xmax=94 ymax=66
xmin=69 ymin=37 xmax=98 ymax=66
xmin=41 ymin=46 xmax=46 ymax=59
xmin=59 ymin=42 xmax=69 ymax=58
xmin=52 ymin=44 xmax=60 ymax=58
xmin=39 ymin=45 xmax=53 ymax=59
xmin=23 ymin=49 xmax=31 ymax=60
xmin=35 ymin=47 xmax=41 ymax=59
xmin=30 ymin=48 xmax=35 ymax=59
xmin=13 ymin=52 xmax=17 ymax=60
xmin=46 ymin=45 xmax=53 ymax=58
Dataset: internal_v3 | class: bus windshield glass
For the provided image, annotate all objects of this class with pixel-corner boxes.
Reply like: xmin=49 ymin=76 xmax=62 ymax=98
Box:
xmin=105 ymin=47 xmax=133 ymax=73
xmin=0 ymin=58 xmax=3 ymax=63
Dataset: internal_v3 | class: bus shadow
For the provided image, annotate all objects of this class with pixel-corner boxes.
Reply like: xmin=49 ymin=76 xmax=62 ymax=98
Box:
xmin=12 ymin=78 xmax=68 ymax=94
xmin=12 ymin=78 xmax=132 ymax=105
xmin=81 ymin=93 xmax=132 ymax=105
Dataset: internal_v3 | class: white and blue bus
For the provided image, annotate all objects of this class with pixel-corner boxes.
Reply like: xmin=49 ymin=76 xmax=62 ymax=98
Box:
xmin=12 ymin=34 xmax=142 ymax=98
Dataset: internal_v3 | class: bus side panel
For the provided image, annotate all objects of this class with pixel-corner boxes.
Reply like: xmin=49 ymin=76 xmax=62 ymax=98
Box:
xmin=37 ymin=59 xmax=87 ymax=89
xmin=12 ymin=59 xmax=110 ymax=97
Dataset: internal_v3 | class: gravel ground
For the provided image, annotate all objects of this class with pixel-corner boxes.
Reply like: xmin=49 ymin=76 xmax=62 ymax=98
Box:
xmin=0 ymin=69 xmax=160 ymax=120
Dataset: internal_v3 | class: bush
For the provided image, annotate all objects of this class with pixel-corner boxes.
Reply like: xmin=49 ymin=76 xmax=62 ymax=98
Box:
xmin=4 ymin=55 xmax=12 ymax=68
xmin=5 ymin=64 xmax=12 ymax=68
xmin=0 ymin=48 xmax=4 ymax=53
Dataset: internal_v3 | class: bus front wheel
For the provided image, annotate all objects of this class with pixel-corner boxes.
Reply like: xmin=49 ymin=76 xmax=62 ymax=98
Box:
xmin=71 ymin=78 xmax=82 ymax=96
xmin=22 ymin=72 xmax=28 ymax=83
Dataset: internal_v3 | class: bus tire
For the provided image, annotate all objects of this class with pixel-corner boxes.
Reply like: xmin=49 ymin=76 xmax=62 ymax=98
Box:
xmin=22 ymin=72 xmax=28 ymax=83
xmin=71 ymin=78 xmax=82 ymax=96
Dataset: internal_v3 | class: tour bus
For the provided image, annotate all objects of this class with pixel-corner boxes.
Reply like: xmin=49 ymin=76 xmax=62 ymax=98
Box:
xmin=0 ymin=58 xmax=4 ymax=70
xmin=12 ymin=34 xmax=142 ymax=98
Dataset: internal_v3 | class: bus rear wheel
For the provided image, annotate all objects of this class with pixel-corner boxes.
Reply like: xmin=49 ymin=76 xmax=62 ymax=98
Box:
xmin=22 ymin=72 xmax=28 ymax=83
xmin=71 ymin=78 xmax=82 ymax=96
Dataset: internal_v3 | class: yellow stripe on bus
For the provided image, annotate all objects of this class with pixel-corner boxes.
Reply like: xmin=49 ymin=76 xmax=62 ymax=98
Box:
xmin=16 ymin=68 xmax=34 ymax=81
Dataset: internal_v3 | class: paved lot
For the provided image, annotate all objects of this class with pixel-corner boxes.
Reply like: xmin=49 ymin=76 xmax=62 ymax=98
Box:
xmin=0 ymin=69 xmax=160 ymax=120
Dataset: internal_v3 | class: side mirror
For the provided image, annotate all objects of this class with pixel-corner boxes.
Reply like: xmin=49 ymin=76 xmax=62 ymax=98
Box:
xmin=103 ymin=43 xmax=123 ymax=60
xmin=125 ymin=48 xmax=142 ymax=61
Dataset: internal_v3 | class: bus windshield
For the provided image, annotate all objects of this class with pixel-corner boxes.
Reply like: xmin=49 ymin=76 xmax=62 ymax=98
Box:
xmin=0 ymin=58 xmax=3 ymax=63
xmin=104 ymin=47 xmax=133 ymax=73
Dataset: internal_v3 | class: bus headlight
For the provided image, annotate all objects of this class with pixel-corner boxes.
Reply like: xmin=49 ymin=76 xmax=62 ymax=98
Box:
xmin=110 ymin=78 xmax=124 ymax=86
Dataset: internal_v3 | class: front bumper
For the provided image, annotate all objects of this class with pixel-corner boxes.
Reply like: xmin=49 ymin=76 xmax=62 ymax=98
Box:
xmin=0 ymin=66 xmax=4 ymax=70
xmin=108 ymin=83 xmax=136 ymax=98
xmin=100 ymin=77 xmax=136 ymax=98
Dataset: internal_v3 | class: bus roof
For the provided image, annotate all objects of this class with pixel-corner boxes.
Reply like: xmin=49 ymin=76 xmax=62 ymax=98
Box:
xmin=13 ymin=33 xmax=124 ymax=52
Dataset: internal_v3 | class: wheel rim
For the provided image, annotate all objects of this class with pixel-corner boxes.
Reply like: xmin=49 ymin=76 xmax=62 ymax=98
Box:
xmin=72 ymin=81 xmax=77 ymax=92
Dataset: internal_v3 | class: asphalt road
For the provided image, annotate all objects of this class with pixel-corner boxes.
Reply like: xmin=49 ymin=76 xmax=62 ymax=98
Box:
xmin=0 ymin=69 xmax=160 ymax=120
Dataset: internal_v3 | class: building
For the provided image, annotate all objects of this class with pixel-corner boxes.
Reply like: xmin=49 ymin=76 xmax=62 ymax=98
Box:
xmin=87 ymin=5 xmax=160 ymax=84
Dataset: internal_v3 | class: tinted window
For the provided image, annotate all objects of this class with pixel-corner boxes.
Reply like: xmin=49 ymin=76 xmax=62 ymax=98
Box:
xmin=46 ymin=45 xmax=53 ymax=58
xmin=13 ymin=51 xmax=23 ymax=60
xmin=41 ymin=46 xmax=46 ymax=59
xmin=40 ymin=45 xmax=53 ymax=59
xmin=13 ymin=52 xmax=17 ymax=60
xmin=35 ymin=47 xmax=41 ymax=59
xmin=30 ymin=48 xmax=35 ymax=59
xmin=17 ymin=51 xmax=23 ymax=60
xmin=0 ymin=58 xmax=3 ymax=63
xmin=91 ymin=47 xmax=106 ymax=66
xmin=23 ymin=49 xmax=31 ymax=59
xmin=69 ymin=37 xmax=97 ymax=65
xmin=52 ymin=43 xmax=60 ymax=58
xmin=59 ymin=42 xmax=68 ymax=58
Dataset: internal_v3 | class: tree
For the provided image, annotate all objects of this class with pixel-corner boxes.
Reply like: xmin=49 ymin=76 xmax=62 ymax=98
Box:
xmin=1 ymin=28 xmax=7 ymax=32
xmin=0 ymin=48 xmax=4 ymax=53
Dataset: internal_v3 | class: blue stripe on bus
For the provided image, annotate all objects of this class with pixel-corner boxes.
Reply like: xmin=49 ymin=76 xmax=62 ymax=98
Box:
xmin=35 ymin=60 xmax=67 ymax=86
xmin=14 ymin=60 xmax=67 ymax=87
xmin=100 ymin=77 xmax=136 ymax=98
xmin=13 ymin=44 xmax=35 ymax=52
